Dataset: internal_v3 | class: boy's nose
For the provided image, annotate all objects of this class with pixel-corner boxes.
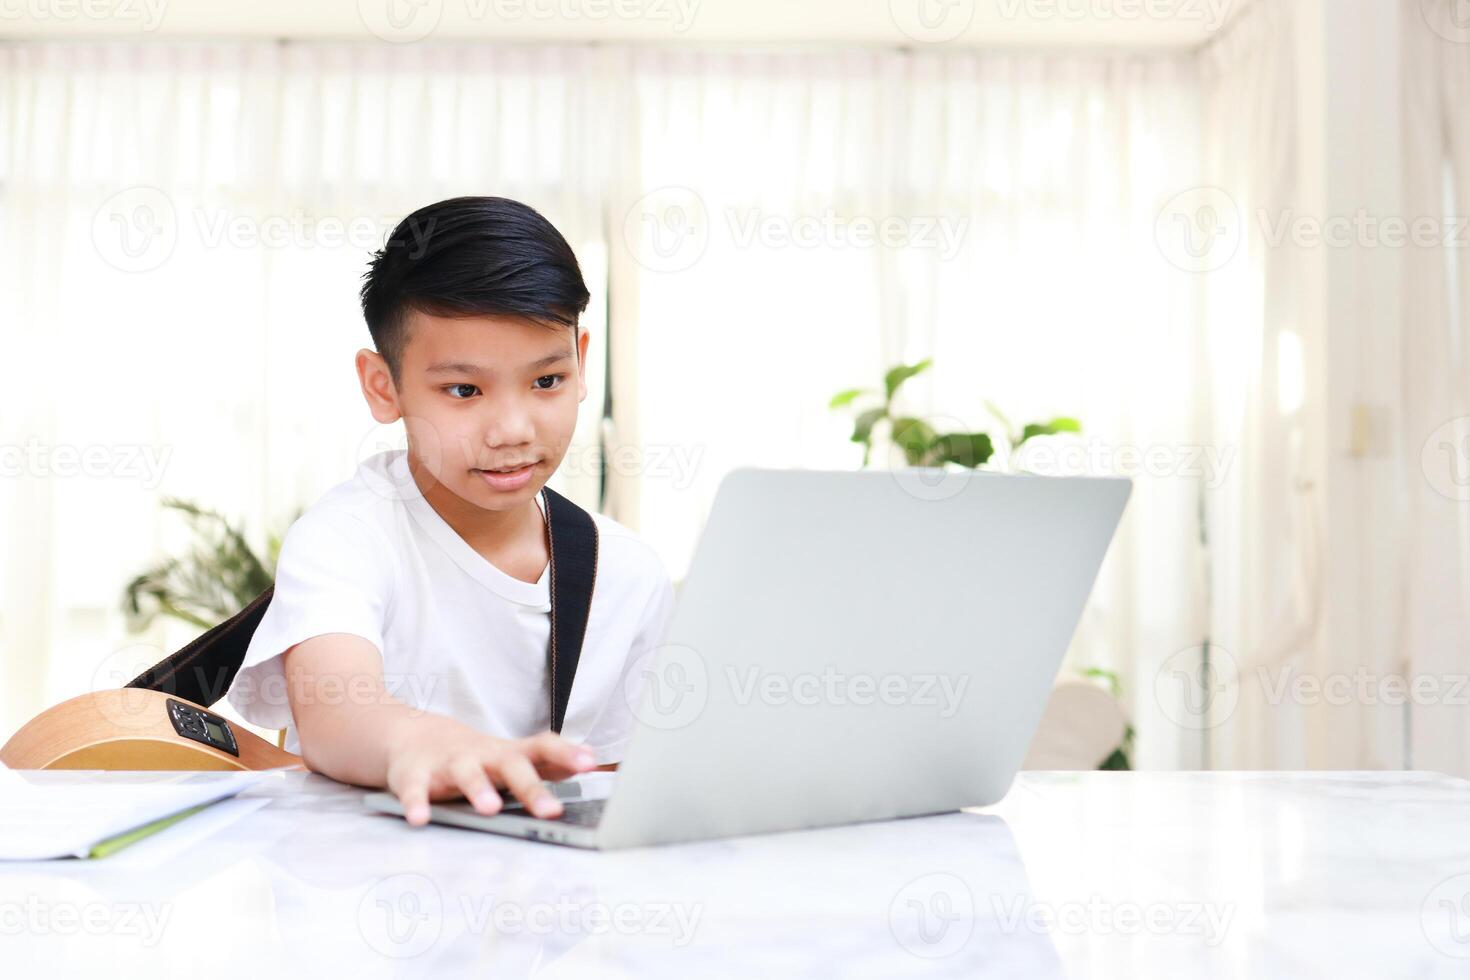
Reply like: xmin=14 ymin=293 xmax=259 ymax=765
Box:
xmin=476 ymin=412 xmax=536 ymax=451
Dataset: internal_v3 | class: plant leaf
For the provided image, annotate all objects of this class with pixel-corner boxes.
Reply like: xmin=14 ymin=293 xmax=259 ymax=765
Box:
xmin=1019 ymin=416 xmax=1082 ymax=444
xmin=883 ymin=358 xmax=933 ymax=403
xmin=1080 ymin=666 xmax=1122 ymax=698
xmin=890 ymin=417 xmax=939 ymax=465
xmin=851 ymin=407 xmax=886 ymax=445
xmin=932 ymin=432 xmax=995 ymax=468
xmin=828 ymin=388 xmax=871 ymax=410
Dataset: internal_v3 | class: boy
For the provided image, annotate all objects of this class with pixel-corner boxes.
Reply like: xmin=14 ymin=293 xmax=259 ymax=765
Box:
xmin=227 ymin=197 xmax=675 ymax=828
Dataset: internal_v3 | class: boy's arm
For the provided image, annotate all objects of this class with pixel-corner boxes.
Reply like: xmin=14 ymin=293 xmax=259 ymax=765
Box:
xmin=283 ymin=631 xmax=597 ymax=825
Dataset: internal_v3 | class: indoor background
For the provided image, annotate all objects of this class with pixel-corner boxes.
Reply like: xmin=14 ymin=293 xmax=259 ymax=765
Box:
xmin=1 ymin=0 xmax=1467 ymax=777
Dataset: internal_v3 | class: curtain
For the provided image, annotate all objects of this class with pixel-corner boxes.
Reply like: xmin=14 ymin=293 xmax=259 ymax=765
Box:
xmin=1193 ymin=0 xmax=1326 ymax=769
xmin=0 ymin=41 xmax=1210 ymax=766
xmin=1401 ymin=0 xmax=1470 ymax=778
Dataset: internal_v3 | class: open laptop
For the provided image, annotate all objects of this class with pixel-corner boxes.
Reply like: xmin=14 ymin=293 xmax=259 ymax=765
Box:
xmin=365 ymin=466 xmax=1131 ymax=849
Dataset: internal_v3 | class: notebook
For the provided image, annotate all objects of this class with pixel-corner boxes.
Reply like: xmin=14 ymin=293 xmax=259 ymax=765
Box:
xmin=0 ymin=768 xmax=277 ymax=860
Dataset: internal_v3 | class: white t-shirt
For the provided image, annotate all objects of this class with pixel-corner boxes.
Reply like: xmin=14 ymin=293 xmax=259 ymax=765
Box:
xmin=227 ymin=449 xmax=674 ymax=764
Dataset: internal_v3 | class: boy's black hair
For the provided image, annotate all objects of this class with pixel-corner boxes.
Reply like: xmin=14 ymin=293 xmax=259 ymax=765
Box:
xmin=360 ymin=196 xmax=591 ymax=385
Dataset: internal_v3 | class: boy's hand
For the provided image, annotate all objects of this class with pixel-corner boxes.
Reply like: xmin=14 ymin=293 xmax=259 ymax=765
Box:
xmin=281 ymin=633 xmax=597 ymax=825
xmin=384 ymin=715 xmax=597 ymax=826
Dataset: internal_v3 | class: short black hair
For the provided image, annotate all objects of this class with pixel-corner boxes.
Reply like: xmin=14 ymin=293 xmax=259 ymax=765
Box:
xmin=359 ymin=196 xmax=591 ymax=384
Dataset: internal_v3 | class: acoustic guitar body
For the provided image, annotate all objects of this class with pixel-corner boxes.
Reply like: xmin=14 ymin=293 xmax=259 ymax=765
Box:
xmin=0 ymin=689 xmax=305 ymax=772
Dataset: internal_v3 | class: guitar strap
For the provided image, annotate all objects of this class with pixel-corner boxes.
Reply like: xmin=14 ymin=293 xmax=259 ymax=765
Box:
xmin=125 ymin=486 xmax=599 ymax=734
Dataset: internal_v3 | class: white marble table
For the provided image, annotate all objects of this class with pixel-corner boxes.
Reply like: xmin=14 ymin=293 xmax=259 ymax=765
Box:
xmin=2 ymin=770 xmax=1468 ymax=978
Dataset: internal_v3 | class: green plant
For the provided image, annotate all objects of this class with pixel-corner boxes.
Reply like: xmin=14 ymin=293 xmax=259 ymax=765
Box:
xmin=828 ymin=358 xmax=1081 ymax=469
xmin=122 ymin=497 xmax=300 ymax=633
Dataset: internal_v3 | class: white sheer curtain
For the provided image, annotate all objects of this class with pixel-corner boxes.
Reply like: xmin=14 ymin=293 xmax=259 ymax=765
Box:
xmin=1401 ymin=0 xmax=1470 ymax=777
xmin=1193 ymin=0 xmax=1326 ymax=769
xmin=1187 ymin=0 xmax=1470 ymax=772
xmin=616 ymin=48 xmax=1208 ymax=768
xmin=0 ymin=42 xmax=614 ymax=736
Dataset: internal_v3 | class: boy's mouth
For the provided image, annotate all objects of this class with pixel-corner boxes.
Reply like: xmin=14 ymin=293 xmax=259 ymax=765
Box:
xmin=476 ymin=460 xmax=537 ymax=473
xmin=473 ymin=461 xmax=538 ymax=492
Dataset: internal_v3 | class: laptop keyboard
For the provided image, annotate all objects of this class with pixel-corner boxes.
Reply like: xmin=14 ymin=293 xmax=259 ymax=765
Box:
xmin=501 ymin=798 xmax=606 ymax=827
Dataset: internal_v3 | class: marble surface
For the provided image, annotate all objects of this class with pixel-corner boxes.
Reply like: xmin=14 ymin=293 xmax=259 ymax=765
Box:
xmin=2 ymin=769 xmax=1469 ymax=978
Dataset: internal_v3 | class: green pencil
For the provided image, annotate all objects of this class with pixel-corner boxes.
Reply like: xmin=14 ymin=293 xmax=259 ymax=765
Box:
xmin=86 ymin=803 xmax=212 ymax=859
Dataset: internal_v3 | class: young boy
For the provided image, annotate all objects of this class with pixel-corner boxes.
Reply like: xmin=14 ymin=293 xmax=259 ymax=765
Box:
xmin=226 ymin=197 xmax=674 ymax=828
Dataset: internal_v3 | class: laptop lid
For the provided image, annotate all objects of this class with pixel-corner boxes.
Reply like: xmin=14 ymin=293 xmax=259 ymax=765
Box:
xmin=595 ymin=467 xmax=1131 ymax=848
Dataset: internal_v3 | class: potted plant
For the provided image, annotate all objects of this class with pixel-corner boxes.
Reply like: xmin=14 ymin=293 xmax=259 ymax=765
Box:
xmin=828 ymin=358 xmax=1080 ymax=471
xmin=122 ymin=498 xmax=298 ymax=633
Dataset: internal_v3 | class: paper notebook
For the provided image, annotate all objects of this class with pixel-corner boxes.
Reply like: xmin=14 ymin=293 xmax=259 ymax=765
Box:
xmin=0 ymin=768 xmax=275 ymax=860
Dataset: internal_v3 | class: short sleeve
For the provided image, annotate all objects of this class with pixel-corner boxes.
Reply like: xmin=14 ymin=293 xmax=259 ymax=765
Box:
xmin=580 ymin=561 xmax=676 ymax=765
xmin=226 ymin=507 xmax=394 ymax=732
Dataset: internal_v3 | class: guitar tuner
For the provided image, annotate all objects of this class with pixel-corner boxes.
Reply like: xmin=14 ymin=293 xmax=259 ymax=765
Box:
xmin=166 ymin=699 xmax=240 ymax=758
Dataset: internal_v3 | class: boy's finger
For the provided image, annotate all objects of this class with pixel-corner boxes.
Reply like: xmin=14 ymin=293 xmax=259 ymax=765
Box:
xmin=449 ymin=755 xmax=501 ymax=815
xmin=395 ymin=770 xmax=432 ymax=826
xmin=531 ymin=761 xmax=581 ymax=781
xmin=496 ymin=752 xmax=562 ymax=819
xmin=528 ymin=756 xmax=589 ymax=781
xmin=522 ymin=731 xmax=596 ymax=775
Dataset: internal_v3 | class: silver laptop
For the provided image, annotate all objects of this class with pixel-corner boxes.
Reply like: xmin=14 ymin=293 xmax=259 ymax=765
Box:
xmin=365 ymin=466 xmax=1131 ymax=849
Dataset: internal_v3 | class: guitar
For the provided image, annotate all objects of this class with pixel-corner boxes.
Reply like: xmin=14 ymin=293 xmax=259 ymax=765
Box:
xmin=0 ymin=689 xmax=305 ymax=772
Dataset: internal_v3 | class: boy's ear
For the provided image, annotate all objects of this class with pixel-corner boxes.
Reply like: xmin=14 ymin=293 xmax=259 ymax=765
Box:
xmin=356 ymin=349 xmax=402 ymax=424
xmin=576 ymin=328 xmax=591 ymax=403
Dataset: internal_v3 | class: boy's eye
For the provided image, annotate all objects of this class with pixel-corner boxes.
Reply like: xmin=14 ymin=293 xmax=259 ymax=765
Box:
xmin=534 ymin=374 xmax=566 ymax=391
xmin=444 ymin=383 xmax=479 ymax=399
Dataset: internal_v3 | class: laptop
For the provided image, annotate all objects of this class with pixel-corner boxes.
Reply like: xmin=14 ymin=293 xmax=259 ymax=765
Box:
xmin=364 ymin=466 xmax=1131 ymax=848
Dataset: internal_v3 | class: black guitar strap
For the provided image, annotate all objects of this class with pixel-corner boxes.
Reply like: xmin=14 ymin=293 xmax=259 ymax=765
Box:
xmin=126 ymin=486 xmax=600 ymax=734
xmin=540 ymin=485 xmax=599 ymax=733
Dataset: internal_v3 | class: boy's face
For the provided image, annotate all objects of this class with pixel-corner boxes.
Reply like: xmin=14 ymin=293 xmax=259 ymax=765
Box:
xmin=357 ymin=310 xmax=590 ymax=514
